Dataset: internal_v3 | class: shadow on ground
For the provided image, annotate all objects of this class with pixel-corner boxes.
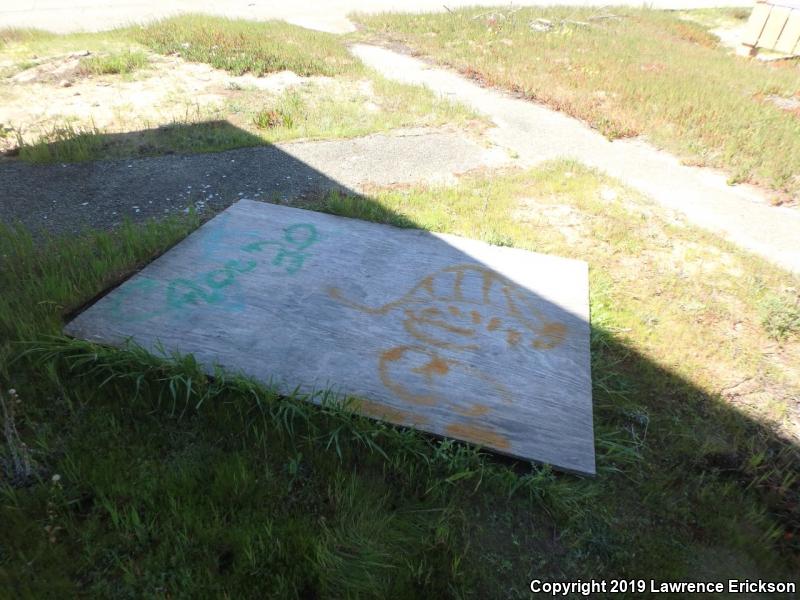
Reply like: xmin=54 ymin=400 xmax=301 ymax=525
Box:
xmin=0 ymin=120 xmax=344 ymax=235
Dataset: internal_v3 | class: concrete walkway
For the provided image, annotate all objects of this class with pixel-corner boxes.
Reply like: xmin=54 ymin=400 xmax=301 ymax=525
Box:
xmin=352 ymin=44 xmax=800 ymax=275
xmin=0 ymin=0 xmax=753 ymax=34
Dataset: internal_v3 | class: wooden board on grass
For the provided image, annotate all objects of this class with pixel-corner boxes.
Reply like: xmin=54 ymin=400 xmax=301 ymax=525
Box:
xmin=65 ymin=200 xmax=595 ymax=475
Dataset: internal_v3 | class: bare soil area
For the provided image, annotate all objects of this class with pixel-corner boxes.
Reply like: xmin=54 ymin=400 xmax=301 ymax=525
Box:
xmin=0 ymin=50 xmax=329 ymax=154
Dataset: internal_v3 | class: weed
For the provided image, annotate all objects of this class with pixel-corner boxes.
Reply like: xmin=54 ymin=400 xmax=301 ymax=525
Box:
xmin=79 ymin=50 xmax=148 ymax=75
xmin=134 ymin=15 xmax=358 ymax=77
xmin=0 ymin=388 xmax=36 ymax=485
xmin=253 ymin=91 xmax=305 ymax=130
xmin=759 ymin=292 xmax=800 ymax=340
xmin=16 ymin=122 xmax=104 ymax=163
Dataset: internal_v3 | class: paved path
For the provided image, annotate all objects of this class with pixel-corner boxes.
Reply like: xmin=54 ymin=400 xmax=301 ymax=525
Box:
xmin=352 ymin=44 xmax=800 ymax=275
xmin=1 ymin=0 xmax=752 ymax=34
xmin=0 ymin=128 xmax=505 ymax=235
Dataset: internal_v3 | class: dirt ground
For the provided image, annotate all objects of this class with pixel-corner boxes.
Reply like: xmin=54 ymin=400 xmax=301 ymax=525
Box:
xmin=0 ymin=50 xmax=330 ymax=154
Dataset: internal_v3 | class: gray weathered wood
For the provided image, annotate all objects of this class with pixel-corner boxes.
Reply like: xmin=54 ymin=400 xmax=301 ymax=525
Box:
xmin=65 ymin=201 xmax=595 ymax=475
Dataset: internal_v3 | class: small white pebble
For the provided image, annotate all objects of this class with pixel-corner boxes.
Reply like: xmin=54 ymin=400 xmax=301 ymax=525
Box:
xmin=51 ymin=474 xmax=61 ymax=483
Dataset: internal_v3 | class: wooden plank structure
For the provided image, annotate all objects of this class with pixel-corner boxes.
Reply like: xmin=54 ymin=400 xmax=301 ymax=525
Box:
xmin=742 ymin=0 xmax=800 ymax=54
xmin=65 ymin=201 xmax=595 ymax=475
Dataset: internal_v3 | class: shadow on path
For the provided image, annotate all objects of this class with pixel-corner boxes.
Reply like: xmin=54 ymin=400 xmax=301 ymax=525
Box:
xmin=0 ymin=120 xmax=503 ymax=236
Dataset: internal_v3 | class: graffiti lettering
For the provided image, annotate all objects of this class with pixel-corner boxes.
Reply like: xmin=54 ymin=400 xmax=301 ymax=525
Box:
xmin=243 ymin=223 xmax=319 ymax=275
xmin=110 ymin=222 xmax=319 ymax=321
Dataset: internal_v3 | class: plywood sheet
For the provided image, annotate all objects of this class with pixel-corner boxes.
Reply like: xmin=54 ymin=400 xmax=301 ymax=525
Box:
xmin=65 ymin=201 xmax=595 ymax=475
xmin=758 ymin=6 xmax=792 ymax=48
xmin=742 ymin=3 xmax=773 ymax=46
xmin=775 ymin=10 xmax=800 ymax=53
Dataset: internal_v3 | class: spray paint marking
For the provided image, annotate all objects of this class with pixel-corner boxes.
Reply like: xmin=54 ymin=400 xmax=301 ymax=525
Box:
xmin=242 ymin=223 xmax=318 ymax=275
xmin=329 ymin=263 xmax=569 ymax=452
xmin=109 ymin=222 xmax=319 ymax=322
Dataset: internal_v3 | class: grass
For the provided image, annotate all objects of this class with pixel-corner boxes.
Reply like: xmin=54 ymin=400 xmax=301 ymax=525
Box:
xmin=1 ymin=16 xmax=480 ymax=163
xmin=133 ymin=15 xmax=358 ymax=77
xmin=14 ymin=122 xmax=105 ymax=163
xmin=0 ymin=28 xmax=143 ymax=66
xmin=675 ymin=7 xmax=753 ymax=31
xmin=242 ymin=74 xmax=478 ymax=143
xmin=14 ymin=119 xmax=266 ymax=164
xmin=2 ymin=161 xmax=799 ymax=595
xmin=78 ymin=50 xmax=148 ymax=75
xmin=759 ymin=292 xmax=800 ymax=341
xmin=354 ymin=6 xmax=800 ymax=202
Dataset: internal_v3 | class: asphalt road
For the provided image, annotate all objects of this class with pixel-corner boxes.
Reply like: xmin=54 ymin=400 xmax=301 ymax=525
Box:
xmin=0 ymin=128 xmax=506 ymax=236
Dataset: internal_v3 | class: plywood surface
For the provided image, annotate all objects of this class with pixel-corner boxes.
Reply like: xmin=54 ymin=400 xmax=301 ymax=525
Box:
xmin=65 ymin=201 xmax=595 ymax=475
xmin=759 ymin=6 xmax=792 ymax=49
xmin=743 ymin=3 xmax=772 ymax=46
xmin=775 ymin=10 xmax=800 ymax=53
